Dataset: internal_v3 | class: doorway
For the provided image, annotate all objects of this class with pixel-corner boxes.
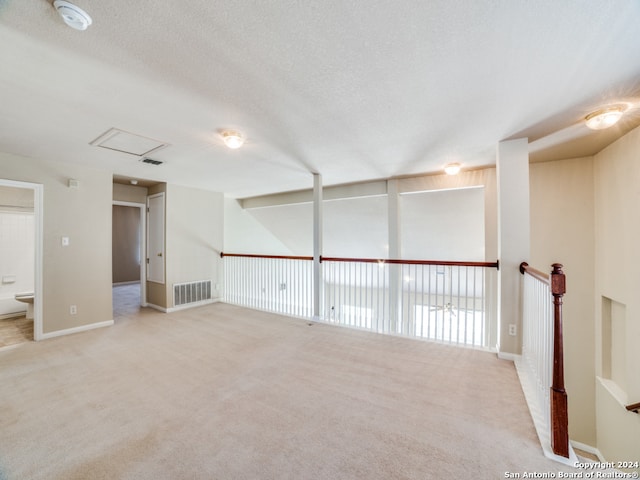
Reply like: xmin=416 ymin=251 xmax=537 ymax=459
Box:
xmin=0 ymin=179 xmax=43 ymax=344
xmin=112 ymin=201 xmax=146 ymax=319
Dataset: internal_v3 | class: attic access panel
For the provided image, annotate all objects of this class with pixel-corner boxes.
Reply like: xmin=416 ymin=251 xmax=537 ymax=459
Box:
xmin=90 ymin=128 xmax=169 ymax=156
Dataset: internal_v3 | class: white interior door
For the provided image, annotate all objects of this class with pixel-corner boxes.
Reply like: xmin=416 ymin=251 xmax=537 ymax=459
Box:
xmin=146 ymin=193 xmax=165 ymax=284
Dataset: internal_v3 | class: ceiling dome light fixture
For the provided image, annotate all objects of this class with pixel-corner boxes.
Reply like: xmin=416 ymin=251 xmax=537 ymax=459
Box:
xmin=53 ymin=0 xmax=92 ymax=31
xmin=585 ymin=104 xmax=627 ymax=130
xmin=444 ymin=163 xmax=461 ymax=175
xmin=222 ymin=130 xmax=245 ymax=149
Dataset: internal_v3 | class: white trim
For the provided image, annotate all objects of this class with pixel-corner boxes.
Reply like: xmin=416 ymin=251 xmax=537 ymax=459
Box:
xmin=0 ymin=311 xmax=27 ymax=321
xmin=597 ymin=376 xmax=628 ymax=408
xmin=165 ymin=297 xmax=220 ymax=313
xmin=146 ymin=298 xmax=221 ymax=314
xmin=113 ymin=201 xmax=146 ymax=307
xmin=497 ymin=351 xmax=519 ymax=362
xmin=0 ymin=179 xmax=43 ymax=341
xmin=146 ymin=303 xmax=168 ymax=313
xmin=570 ymin=441 xmax=606 ymax=462
xmin=40 ymin=320 xmax=114 ymax=340
xmin=146 ymin=192 xmax=165 ymax=284
xmin=514 ymin=356 xmax=579 ymax=467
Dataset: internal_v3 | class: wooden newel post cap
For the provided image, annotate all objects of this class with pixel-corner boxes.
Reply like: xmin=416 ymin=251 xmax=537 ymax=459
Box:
xmin=551 ymin=263 xmax=566 ymax=296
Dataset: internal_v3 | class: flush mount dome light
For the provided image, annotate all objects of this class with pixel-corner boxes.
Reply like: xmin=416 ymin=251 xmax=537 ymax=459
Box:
xmin=444 ymin=163 xmax=461 ymax=175
xmin=585 ymin=104 xmax=627 ymax=130
xmin=222 ymin=130 xmax=245 ymax=149
xmin=53 ymin=1 xmax=92 ymax=31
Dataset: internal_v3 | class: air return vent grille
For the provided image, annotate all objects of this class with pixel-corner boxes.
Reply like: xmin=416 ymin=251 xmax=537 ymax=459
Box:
xmin=141 ymin=158 xmax=163 ymax=165
xmin=174 ymin=280 xmax=212 ymax=307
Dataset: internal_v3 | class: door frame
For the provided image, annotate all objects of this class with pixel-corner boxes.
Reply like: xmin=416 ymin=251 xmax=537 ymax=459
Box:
xmin=146 ymin=192 xmax=165 ymax=285
xmin=112 ymin=201 xmax=147 ymax=307
xmin=0 ymin=179 xmax=43 ymax=340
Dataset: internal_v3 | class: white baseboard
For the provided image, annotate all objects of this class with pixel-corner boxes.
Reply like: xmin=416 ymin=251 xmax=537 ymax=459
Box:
xmin=497 ymin=351 xmax=520 ymax=362
xmin=0 ymin=310 xmax=27 ymax=321
xmin=146 ymin=303 xmax=168 ymax=313
xmin=146 ymin=298 xmax=220 ymax=314
xmin=571 ymin=441 xmax=606 ymax=462
xmin=112 ymin=281 xmax=140 ymax=286
xmin=513 ymin=356 xmax=578 ymax=467
xmin=40 ymin=320 xmax=114 ymax=340
xmin=166 ymin=298 xmax=220 ymax=313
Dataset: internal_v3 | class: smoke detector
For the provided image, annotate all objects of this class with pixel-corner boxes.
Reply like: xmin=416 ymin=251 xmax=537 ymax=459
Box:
xmin=53 ymin=1 xmax=92 ymax=31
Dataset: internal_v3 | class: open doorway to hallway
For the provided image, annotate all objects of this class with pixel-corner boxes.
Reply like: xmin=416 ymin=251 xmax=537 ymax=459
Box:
xmin=112 ymin=202 xmax=146 ymax=319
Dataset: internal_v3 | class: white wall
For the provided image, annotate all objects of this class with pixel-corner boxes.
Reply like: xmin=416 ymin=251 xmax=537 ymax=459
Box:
xmin=0 ymin=209 xmax=34 ymax=315
xmin=224 ymin=197 xmax=293 ymax=255
xmin=229 ymin=169 xmax=497 ymax=261
xmin=400 ymin=187 xmax=484 ymax=261
xmin=529 ymin=156 xmax=595 ymax=446
xmin=166 ymin=185 xmax=224 ymax=303
xmin=593 ymin=125 xmax=640 ymax=467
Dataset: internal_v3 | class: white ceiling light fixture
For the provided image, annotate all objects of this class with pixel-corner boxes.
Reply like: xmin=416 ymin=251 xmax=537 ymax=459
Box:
xmin=221 ymin=130 xmax=245 ymax=149
xmin=585 ymin=104 xmax=627 ymax=130
xmin=53 ymin=1 xmax=92 ymax=31
xmin=444 ymin=163 xmax=461 ymax=175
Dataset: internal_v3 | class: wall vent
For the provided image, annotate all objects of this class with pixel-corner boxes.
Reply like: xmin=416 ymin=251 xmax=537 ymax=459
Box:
xmin=141 ymin=158 xmax=163 ymax=165
xmin=174 ymin=280 xmax=212 ymax=307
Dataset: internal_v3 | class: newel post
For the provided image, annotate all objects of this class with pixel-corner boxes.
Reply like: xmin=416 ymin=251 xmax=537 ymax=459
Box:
xmin=550 ymin=263 xmax=569 ymax=458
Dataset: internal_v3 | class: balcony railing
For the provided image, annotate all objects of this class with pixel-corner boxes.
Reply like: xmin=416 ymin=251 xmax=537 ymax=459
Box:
xmin=221 ymin=253 xmax=499 ymax=349
xmin=221 ymin=253 xmax=314 ymax=318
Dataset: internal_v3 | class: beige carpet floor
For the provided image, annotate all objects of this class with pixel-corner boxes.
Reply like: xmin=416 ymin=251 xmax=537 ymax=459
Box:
xmin=0 ymin=302 xmax=585 ymax=479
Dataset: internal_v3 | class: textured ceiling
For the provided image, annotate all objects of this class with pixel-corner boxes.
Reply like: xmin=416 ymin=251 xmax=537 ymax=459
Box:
xmin=1 ymin=0 xmax=640 ymax=198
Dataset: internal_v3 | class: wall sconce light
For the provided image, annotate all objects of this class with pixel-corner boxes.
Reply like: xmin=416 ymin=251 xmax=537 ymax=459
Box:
xmin=585 ymin=105 xmax=627 ymax=130
xmin=444 ymin=163 xmax=461 ymax=175
xmin=222 ymin=130 xmax=245 ymax=149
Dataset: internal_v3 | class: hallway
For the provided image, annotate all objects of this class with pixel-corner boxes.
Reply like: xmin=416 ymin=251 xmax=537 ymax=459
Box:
xmin=112 ymin=283 xmax=142 ymax=320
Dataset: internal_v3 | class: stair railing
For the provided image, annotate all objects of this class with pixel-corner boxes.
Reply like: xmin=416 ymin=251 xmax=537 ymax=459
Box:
xmin=626 ymin=402 xmax=640 ymax=414
xmin=519 ymin=262 xmax=569 ymax=458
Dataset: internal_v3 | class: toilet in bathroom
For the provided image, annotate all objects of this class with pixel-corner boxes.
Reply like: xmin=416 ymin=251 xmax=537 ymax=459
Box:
xmin=14 ymin=292 xmax=34 ymax=320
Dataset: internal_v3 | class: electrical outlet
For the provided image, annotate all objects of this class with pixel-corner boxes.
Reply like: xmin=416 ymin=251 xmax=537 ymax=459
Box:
xmin=509 ymin=324 xmax=517 ymax=336
xmin=70 ymin=305 xmax=77 ymax=315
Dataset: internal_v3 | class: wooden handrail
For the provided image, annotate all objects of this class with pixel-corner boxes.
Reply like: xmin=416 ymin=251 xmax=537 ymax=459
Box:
xmin=321 ymin=257 xmax=499 ymax=268
xmin=519 ymin=261 xmax=550 ymax=284
xmin=220 ymin=252 xmax=313 ymax=261
xmin=220 ymin=252 xmax=500 ymax=268
xmin=626 ymin=402 xmax=640 ymax=414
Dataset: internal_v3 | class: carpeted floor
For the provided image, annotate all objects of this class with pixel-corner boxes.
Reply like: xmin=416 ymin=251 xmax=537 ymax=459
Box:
xmin=0 ymin=302 xmax=586 ymax=479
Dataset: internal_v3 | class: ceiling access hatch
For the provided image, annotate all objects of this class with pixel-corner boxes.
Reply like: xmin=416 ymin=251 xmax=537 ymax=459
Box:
xmin=90 ymin=128 xmax=169 ymax=156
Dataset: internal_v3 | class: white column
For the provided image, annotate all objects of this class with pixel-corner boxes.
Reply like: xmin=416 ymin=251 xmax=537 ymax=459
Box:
xmin=497 ymin=138 xmax=530 ymax=355
xmin=388 ymin=179 xmax=401 ymax=333
xmin=313 ymin=173 xmax=323 ymax=319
